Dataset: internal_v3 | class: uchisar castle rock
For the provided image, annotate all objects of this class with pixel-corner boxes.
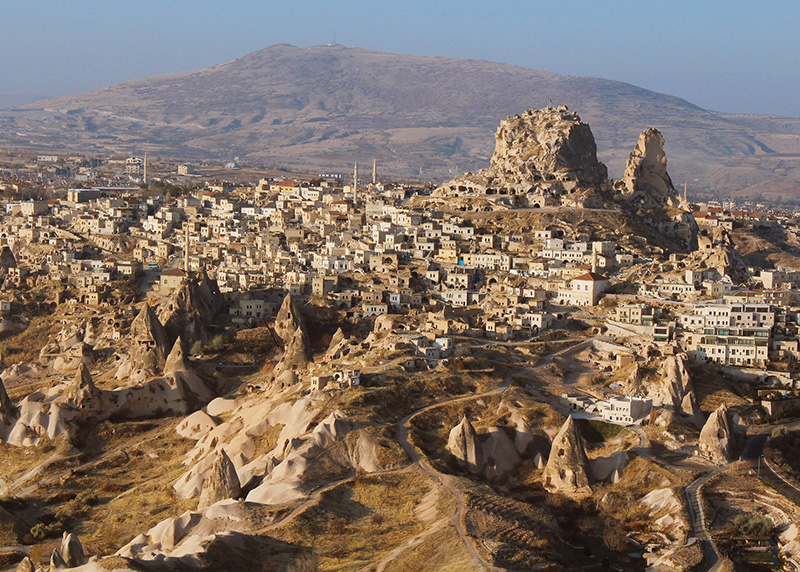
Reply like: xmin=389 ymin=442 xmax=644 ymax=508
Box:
xmin=0 ymin=106 xmax=796 ymax=572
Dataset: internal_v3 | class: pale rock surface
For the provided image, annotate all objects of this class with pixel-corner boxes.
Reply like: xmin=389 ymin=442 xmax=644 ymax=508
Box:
xmin=272 ymin=326 xmax=312 ymax=382
xmin=177 ymin=410 xmax=218 ymax=440
xmin=65 ymin=364 xmax=101 ymax=412
xmin=482 ymin=426 xmax=521 ymax=478
xmin=117 ymin=304 xmax=171 ymax=383
xmin=175 ymin=396 xmax=317 ymax=499
xmin=53 ymin=341 xmax=95 ymax=373
xmin=197 ymin=449 xmax=242 ymax=509
xmin=615 ymin=128 xmax=682 ymax=209
xmin=60 ymin=532 xmax=88 ymax=568
xmin=13 ymin=557 xmax=34 ymax=572
xmin=117 ymin=501 xmax=253 ymax=565
xmin=326 ymin=327 xmax=350 ymax=359
xmin=159 ymin=277 xmax=225 ymax=350
xmin=648 ymin=356 xmax=703 ymax=426
xmin=684 ymin=226 xmax=748 ymax=282
xmin=435 ymin=106 xmax=608 ymax=208
xmin=206 ymin=397 xmax=242 ymax=417
xmin=699 ymin=404 xmax=735 ymax=464
xmin=447 ymin=416 xmax=484 ymax=474
xmin=542 ymin=415 xmax=592 ymax=497
xmin=50 ymin=549 xmax=67 ymax=569
xmin=641 ymin=487 xmax=681 ymax=513
xmin=274 ymin=294 xmax=307 ymax=345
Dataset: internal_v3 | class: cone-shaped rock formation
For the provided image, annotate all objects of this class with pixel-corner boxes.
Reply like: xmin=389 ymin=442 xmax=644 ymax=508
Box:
xmin=542 ymin=416 xmax=592 ymax=497
xmin=197 ymin=449 xmax=242 ymax=509
xmin=447 ymin=416 xmax=485 ymax=474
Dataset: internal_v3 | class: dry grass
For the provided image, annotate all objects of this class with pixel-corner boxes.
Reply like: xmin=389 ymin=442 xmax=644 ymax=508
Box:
xmin=272 ymin=471 xmax=433 ymax=570
xmin=24 ymin=418 xmax=199 ymax=555
xmin=687 ymin=363 xmax=748 ymax=413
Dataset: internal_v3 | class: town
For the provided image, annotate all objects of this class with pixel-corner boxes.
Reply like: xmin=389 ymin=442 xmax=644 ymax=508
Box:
xmin=1 ymin=107 xmax=799 ymax=572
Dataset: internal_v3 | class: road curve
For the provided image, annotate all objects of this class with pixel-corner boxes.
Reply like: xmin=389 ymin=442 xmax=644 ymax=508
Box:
xmin=395 ymin=377 xmax=512 ymax=572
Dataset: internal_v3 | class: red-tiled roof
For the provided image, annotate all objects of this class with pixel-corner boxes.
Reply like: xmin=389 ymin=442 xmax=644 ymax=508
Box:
xmin=573 ymin=272 xmax=608 ymax=281
xmin=161 ymin=268 xmax=186 ymax=277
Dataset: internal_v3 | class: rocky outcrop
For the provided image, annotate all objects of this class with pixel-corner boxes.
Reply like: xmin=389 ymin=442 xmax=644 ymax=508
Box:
xmin=50 ymin=549 xmax=67 ymax=569
xmin=119 ymin=304 xmax=171 ymax=382
xmin=542 ymin=416 xmax=592 ymax=497
xmin=653 ymin=356 xmax=695 ymax=413
xmin=270 ymin=295 xmax=313 ymax=384
xmin=53 ymin=341 xmax=95 ymax=373
xmin=197 ymin=449 xmax=242 ymax=509
xmin=685 ymin=226 xmax=748 ymax=282
xmin=272 ymin=326 xmax=312 ymax=383
xmin=165 ymin=337 xmax=189 ymax=375
xmin=447 ymin=416 xmax=485 ymax=474
xmin=66 ymin=363 xmax=101 ymax=412
xmin=0 ymin=246 xmax=16 ymax=271
xmin=274 ymin=295 xmax=308 ymax=345
xmin=435 ymin=106 xmax=608 ymax=208
xmin=615 ymin=128 xmax=682 ymax=209
xmin=699 ymin=404 xmax=735 ymax=464
xmin=0 ymin=377 xmax=16 ymax=425
xmin=483 ymin=426 xmax=521 ymax=478
xmin=326 ymin=327 xmax=350 ymax=360
xmin=50 ymin=532 xmax=87 ymax=568
xmin=159 ymin=277 xmax=225 ymax=350
xmin=613 ymin=128 xmax=699 ymax=251
xmin=13 ymin=557 xmax=34 ymax=572
xmin=640 ymin=355 xmax=703 ymax=426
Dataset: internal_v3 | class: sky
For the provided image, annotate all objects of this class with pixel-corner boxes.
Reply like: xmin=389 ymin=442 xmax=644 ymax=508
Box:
xmin=1 ymin=0 xmax=799 ymax=117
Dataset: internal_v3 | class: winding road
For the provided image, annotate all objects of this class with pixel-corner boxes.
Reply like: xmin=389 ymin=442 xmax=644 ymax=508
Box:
xmin=393 ymin=376 xmax=512 ymax=572
xmin=685 ymin=471 xmax=724 ymax=572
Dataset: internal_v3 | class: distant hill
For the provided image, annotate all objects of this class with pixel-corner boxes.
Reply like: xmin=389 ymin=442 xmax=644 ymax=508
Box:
xmin=1 ymin=44 xmax=799 ymax=198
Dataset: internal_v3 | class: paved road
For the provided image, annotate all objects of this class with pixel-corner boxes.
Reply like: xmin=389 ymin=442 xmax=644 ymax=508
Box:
xmin=685 ymin=471 xmax=724 ymax=572
xmin=742 ymin=432 xmax=800 ymax=506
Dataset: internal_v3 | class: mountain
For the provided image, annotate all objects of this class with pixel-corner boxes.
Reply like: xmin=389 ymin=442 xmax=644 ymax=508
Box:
xmin=2 ymin=43 xmax=800 ymax=197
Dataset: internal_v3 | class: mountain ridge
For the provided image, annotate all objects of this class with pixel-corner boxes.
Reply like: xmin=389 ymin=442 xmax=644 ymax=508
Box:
xmin=2 ymin=43 xmax=800 ymax=197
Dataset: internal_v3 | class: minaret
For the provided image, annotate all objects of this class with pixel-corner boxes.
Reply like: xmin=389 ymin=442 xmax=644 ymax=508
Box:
xmin=372 ymin=158 xmax=377 ymax=185
xmin=184 ymin=221 xmax=190 ymax=274
xmin=353 ymin=161 xmax=359 ymax=203
xmin=143 ymin=152 xmax=148 ymax=185
xmin=684 ymin=180 xmax=688 ymax=203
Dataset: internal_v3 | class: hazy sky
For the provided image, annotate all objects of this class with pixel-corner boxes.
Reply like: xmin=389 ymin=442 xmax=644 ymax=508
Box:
xmin=2 ymin=0 xmax=799 ymax=117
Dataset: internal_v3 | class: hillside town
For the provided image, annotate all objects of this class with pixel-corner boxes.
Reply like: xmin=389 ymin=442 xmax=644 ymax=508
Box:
xmin=1 ymin=108 xmax=800 ymax=572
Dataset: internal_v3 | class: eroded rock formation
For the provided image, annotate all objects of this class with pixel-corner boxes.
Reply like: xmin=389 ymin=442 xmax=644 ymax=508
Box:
xmin=159 ymin=277 xmax=225 ymax=350
xmin=542 ymin=416 xmax=592 ymax=497
xmin=699 ymin=404 xmax=735 ymax=464
xmin=447 ymin=416 xmax=485 ymax=473
xmin=435 ymin=106 xmax=608 ymax=208
xmin=615 ymin=128 xmax=682 ymax=209
xmin=197 ymin=449 xmax=242 ymax=509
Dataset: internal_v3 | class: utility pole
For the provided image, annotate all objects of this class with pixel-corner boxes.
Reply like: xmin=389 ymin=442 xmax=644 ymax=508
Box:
xmin=353 ymin=161 xmax=358 ymax=203
xmin=184 ymin=219 xmax=190 ymax=274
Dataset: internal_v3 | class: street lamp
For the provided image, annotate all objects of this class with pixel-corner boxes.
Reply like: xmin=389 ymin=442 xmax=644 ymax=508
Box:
xmin=758 ymin=454 xmax=765 ymax=477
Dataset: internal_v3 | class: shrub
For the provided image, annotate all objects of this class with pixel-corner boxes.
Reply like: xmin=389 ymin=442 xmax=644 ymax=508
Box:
xmin=729 ymin=513 xmax=773 ymax=537
xmin=190 ymin=340 xmax=204 ymax=355
xmin=30 ymin=518 xmax=66 ymax=540
xmin=210 ymin=334 xmax=227 ymax=351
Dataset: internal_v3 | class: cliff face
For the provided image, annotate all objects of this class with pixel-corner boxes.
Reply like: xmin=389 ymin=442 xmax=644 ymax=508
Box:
xmin=616 ymin=128 xmax=683 ymax=209
xmin=435 ymin=106 xmax=608 ymax=208
xmin=488 ymin=107 xmax=608 ymax=189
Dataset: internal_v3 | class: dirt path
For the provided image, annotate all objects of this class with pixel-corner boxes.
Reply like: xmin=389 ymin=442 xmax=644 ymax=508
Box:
xmin=393 ymin=376 xmax=511 ymax=572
